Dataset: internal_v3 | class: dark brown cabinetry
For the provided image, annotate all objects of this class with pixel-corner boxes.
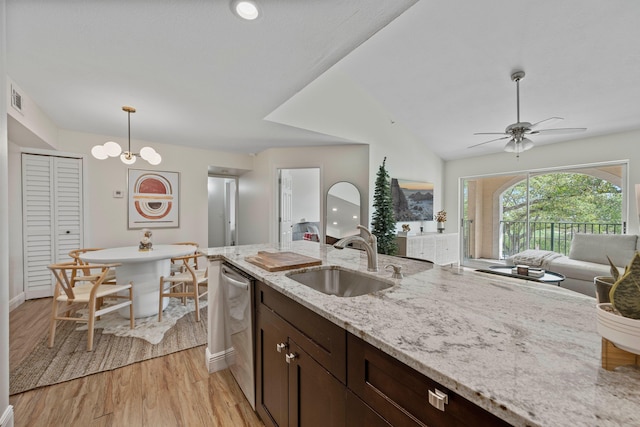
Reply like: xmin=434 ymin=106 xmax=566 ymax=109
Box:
xmin=347 ymin=334 xmax=512 ymax=427
xmin=254 ymin=280 xmax=511 ymax=427
xmin=255 ymin=281 xmax=346 ymax=427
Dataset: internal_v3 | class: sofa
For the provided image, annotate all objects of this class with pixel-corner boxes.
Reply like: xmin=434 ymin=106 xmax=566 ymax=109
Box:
xmin=506 ymin=233 xmax=640 ymax=297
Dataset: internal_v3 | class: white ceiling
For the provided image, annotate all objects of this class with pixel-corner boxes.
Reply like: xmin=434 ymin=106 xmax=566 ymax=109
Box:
xmin=6 ymin=0 xmax=640 ymax=161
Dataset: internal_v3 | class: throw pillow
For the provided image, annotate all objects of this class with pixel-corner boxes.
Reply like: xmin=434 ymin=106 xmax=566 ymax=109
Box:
xmin=568 ymin=233 xmax=637 ymax=266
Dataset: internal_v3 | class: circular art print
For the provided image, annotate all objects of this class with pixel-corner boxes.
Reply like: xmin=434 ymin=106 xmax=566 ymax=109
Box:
xmin=128 ymin=170 xmax=179 ymax=228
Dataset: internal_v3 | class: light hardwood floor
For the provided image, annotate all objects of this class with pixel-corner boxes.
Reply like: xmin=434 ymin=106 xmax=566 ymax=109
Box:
xmin=9 ymin=298 xmax=264 ymax=427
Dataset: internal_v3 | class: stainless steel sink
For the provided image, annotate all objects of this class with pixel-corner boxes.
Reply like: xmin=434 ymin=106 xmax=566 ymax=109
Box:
xmin=286 ymin=266 xmax=393 ymax=297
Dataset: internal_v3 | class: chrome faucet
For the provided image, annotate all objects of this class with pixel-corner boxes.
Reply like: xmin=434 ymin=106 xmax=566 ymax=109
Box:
xmin=334 ymin=225 xmax=378 ymax=272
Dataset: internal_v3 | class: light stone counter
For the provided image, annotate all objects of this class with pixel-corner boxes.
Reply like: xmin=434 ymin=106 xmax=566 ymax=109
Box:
xmin=206 ymin=241 xmax=640 ymax=427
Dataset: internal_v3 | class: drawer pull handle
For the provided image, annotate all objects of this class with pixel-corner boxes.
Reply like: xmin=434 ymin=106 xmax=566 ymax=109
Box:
xmin=285 ymin=353 xmax=297 ymax=364
xmin=276 ymin=343 xmax=287 ymax=353
xmin=428 ymin=389 xmax=449 ymax=412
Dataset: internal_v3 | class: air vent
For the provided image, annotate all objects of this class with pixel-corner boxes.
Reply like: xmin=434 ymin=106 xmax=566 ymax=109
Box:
xmin=11 ymin=85 xmax=23 ymax=113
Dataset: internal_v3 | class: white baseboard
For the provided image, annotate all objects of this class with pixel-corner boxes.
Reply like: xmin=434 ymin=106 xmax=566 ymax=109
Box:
xmin=0 ymin=405 xmax=14 ymax=427
xmin=9 ymin=293 xmax=25 ymax=312
xmin=206 ymin=346 xmax=234 ymax=373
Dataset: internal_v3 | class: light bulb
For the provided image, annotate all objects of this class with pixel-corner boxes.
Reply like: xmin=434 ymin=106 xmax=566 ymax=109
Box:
xmin=91 ymin=145 xmax=108 ymax=159
xmin=140 ymin=146 xmax=155 ymax=160
xmin=148 ymin=153 xmax=162 ymax=165
xmin=503 ymin=139 xmax=516 ymax=153
xmin=234 ymin=0 xmax=259 ymax=20
xmin=521 ymin=138 xmax=534 ymax=151
xmin=120 ymin=152 xmax=136 ymax=165
xmin=103 ymin=141 xmax=122 ymax=157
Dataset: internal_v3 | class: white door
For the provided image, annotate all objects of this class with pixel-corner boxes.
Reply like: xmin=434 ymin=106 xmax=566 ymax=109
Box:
xmin=224 ymin=179 xmax=237 ymax=246
xmin=22 ymin=153 xmax=83 ymax=299
xmin=279 ymin=169 xmax=293 ymax=244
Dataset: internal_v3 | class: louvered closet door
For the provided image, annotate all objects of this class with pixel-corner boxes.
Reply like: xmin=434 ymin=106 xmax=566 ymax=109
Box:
xmin=22 ymin=154 xmax=83 ymax=299
xmin=54 ymin=157 xmax=83 ymax=263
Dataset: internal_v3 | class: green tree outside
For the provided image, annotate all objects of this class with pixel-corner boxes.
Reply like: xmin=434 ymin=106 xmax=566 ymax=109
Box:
xmin=502 ymin=172 xmax=622 ymax=255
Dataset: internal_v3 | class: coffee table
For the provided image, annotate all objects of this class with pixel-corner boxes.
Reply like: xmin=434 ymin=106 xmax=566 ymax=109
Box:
xmin=477 ymin=265 xmax=565 ymax=285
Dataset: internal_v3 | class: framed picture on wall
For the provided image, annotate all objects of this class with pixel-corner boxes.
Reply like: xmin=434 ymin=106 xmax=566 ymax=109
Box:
xmin=128 ymin=169 xmax=180 ymax=229
xmin=391 ymin=178 xmax=434 ymax=221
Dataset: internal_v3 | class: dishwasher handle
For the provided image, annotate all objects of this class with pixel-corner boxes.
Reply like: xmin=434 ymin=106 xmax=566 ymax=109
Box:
xmin=221 ymin=266 xmax=250 ymax=290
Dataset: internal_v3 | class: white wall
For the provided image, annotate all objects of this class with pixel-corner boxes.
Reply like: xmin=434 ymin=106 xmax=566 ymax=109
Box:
xmin=7 ymin=141 xmax=23 ymax=309
xmin=6 ymin=127 xmax=253 ymax=304
xmin=265 ymin=70 xmax=445 ymax=234
xmin=239 ymin=144 xmax=370 ymax=245
xmin=6 ymin=76 xmax=58 ymax=150
xmin=55 ymin=129 xmax=253 ymax=248
xmin=290 ymin=168 xmax=320 ymax=223
xmin=207 ymin=176 xmax=226 ymax=247
xmin=444 ymin=130 xmax=640 ymax=237
xmin=0 ymin=0 xmax=13 ymax=424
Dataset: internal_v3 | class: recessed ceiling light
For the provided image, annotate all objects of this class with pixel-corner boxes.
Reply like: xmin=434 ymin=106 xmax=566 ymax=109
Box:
xmin=232 ymin=0 xmax=260 ymax=20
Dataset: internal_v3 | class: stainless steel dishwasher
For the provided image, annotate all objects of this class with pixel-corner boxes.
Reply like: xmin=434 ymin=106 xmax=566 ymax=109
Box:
xmin=220 ymin=263 xmax=255 ymax=409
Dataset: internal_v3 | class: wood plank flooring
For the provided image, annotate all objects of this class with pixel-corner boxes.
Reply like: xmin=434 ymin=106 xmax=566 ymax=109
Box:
xmin=9 ymin=298 xmax=264 ymax=427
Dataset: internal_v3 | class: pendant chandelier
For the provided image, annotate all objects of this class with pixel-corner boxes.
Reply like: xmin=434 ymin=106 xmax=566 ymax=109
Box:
xmin=91 ymin=106 xmax=161 ymax=165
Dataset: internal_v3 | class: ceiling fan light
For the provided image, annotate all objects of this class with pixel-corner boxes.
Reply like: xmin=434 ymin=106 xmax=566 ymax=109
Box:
xmin=521 ymin=138 xmax=534 ymax=151
xmin=503 ymin=139 xmax=517 ymax=153
xmin=91 ymin=145 xmax=108 ymax=160
xmin=120 ymin=152 xmax=136 ymax=165
xmin=103 ymin=141 xmax=122 ymax=157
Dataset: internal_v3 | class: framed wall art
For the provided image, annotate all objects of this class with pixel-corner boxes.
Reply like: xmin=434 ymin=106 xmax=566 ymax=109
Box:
xmin=391 ymin=178 xmax=434 ymax=221
xmin=128 ymin=169 xmax=180 ymax=229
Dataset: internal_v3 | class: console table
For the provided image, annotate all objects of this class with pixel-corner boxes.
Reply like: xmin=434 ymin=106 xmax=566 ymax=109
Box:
xmin=395 ymin=233 xmax=459 ymax=265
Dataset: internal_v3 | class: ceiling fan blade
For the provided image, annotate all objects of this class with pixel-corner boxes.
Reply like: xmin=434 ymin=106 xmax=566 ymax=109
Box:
xmin=530 ymin=117 xmax=563 ymax=129
xmin=468 ymin=136 xmax=510 ymax=148
xmin=473 ymin=132 xmax=508 ymax=136
xmin=530 ymin=127 xmax=587 ymax=135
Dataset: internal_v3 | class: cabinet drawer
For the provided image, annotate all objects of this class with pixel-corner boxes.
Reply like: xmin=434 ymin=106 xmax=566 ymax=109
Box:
xmin=347 ymin=334 xmax=511 ymax=427
xmin=346 ymin=390 xmax=392 ymax=427
xmin=256 ymin=281 xmax=346 ymax=383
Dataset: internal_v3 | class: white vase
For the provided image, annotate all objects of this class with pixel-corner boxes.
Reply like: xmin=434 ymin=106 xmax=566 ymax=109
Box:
xmin=437 ymin=222 xmax=445 ymax=233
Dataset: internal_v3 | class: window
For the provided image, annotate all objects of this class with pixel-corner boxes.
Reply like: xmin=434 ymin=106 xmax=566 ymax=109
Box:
xmin=461 ymin=162 xmax=627 ymax=266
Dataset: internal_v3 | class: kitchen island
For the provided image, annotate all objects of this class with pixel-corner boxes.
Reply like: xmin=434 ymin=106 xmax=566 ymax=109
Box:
xmin=205 ymin=241 xmax=640 ymax=427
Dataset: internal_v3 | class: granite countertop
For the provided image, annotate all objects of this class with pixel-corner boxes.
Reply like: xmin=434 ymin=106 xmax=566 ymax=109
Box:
xmin=205 ymin=241 xmax=640 ymax=427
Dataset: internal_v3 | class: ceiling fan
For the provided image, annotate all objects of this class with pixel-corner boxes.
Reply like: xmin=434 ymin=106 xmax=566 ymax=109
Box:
xmin=469 ymin=71 xmax=586 ymax=157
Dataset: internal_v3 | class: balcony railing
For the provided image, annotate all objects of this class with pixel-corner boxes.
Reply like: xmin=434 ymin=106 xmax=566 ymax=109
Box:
xmin=500 ymin=221 xmax=623 ymax=259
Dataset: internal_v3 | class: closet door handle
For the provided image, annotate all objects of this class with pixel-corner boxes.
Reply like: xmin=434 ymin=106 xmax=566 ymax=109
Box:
xmin=276 ymin=343 xmax=287 ymax=353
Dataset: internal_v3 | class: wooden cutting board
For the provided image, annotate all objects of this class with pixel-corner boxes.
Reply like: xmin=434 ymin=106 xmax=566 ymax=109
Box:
xmin=245 ymin=251 xmax=322 ymax=272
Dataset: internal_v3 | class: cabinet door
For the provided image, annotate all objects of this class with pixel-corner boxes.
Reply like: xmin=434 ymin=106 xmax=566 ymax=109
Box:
xmin=256 ymin=307 xmax=290 ymax=427
xmin=288 ymin=339 xmax=346 ymax=427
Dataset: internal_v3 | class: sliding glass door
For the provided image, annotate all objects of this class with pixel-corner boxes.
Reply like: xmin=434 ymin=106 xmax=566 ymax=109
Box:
xmin=460 ymin=162 xmax=627 ymax=267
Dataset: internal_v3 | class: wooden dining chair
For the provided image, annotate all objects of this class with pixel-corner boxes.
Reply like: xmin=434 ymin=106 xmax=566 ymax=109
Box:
xmin=170 ymin=242 xmax=200 ymax=274
xmin=48 ymin=262 xmax=134 ymax=351
xmin=159 ymin=253 xmax=208 ymax=322
xmin=68 ymin=248 xmax=117 ymax=285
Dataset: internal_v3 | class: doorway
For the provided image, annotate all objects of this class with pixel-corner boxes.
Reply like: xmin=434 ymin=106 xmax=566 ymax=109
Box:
xmin=208 ymin=175 xmax=238 ymax=247
xmin=278 ymin=168 xmax=321 ymax=245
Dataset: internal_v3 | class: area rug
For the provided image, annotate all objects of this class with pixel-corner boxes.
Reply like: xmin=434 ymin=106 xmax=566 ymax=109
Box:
xmin=9 ymin=298 xmax=208 ymax=395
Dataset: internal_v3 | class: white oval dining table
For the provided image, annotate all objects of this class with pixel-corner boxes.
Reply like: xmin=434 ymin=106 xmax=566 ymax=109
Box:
xmin=80 ymin=244 xmax=198 ymax=318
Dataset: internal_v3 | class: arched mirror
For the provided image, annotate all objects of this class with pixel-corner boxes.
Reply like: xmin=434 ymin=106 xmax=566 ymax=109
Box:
xmin=326 ymin=182 xmax=361 ymax=244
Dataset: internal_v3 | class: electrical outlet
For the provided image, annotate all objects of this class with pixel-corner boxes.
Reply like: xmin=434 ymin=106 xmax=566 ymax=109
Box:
xmin=113 ymin=190 xmax=124 ymax=198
